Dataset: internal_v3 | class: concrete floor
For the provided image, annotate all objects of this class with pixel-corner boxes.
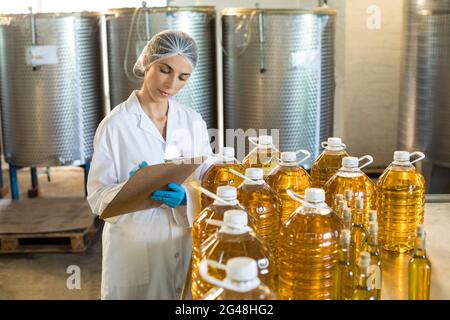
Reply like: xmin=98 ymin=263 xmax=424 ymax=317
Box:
xmin=0 ymin=167 xmax=102 ymax=299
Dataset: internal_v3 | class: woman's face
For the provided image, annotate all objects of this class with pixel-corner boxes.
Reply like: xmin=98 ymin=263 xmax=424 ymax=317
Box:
xmin=143 ymin=55 xmax=193 ymax=104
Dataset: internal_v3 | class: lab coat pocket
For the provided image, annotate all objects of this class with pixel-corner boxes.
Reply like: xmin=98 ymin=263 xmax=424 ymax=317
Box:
xmin=105 ymin=223 xmax=150 ymax=287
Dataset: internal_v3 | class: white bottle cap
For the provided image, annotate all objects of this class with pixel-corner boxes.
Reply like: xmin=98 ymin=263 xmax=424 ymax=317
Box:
xmin=328 ymin=137 xmax=344 ymax=149
xmin=344 ymin=190 xmax=353 ymax=201
xmin=394 ymin=151 xmax=410 ymax=163
xmin=343 ymin=208 xmax=352 ymax=223
xmin=226 ymin=257 xmax=259 ymax=282
xmin=358 ymin=252 xmax=371 ymax=268
xmin=281 ymin=151 xmax=297 ymax=162
xmin=223 ymin=209 xmax=248 ymax=227
xmin=258 ymin=135 xmax=273 ymax=146
xmin=322 ymin=137 xmax=346 ymax=151
xmin=216 ymin=186 xmax=237 ymax=201
xmin=304 ymin=188 xmax=325 ymax=203
xmin=220 ymin=147 xmax=235 ymax=158
xmin=416 ymin=224 xmax=426 ymax=237
xmin=245 ymin=168 xmax=264 ymax=181
xmin=355 ymin=197 xmax=364 ymax=209
xmin=340 ymin=229 xmax=351 ymax=244
xmin=338 ymin=200 xmax=348 ymax=210
xmin=368 ymin=221 xmax=378 ymax=234
xmin=369 ymin=210 xmax=377 ymax=222
xmin=342 ymin=157 xmax=359 ymax=168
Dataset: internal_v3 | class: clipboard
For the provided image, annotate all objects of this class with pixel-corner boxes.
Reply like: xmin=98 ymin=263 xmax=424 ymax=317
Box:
xmin=100 ymin=157 xmax=206 ymax=219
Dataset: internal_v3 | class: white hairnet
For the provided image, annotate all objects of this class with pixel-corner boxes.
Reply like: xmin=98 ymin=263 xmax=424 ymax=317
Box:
xmin=133 ymin=30 xmax=199 ymax=78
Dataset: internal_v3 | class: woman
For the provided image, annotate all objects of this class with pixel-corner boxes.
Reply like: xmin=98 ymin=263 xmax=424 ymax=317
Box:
xmin=87 ymin=30 xmax=212 ymax=299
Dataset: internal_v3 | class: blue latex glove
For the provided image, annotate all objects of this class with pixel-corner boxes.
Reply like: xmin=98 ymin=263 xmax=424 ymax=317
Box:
xmin=129 ymin=161 xmax=149 ymax=177
xmin=151 ymin=182 xmax=187 ymax=208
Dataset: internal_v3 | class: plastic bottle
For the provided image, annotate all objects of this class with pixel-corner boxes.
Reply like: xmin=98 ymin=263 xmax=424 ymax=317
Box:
xmin=237 ymin=168 xmax=281 ymax=263
xmin=198 ymin=209 xmax=275 ymax=298
xmin=200 ymin=147 xmax=245 ymax=210
xmin=352 ymin=252 xmax=377 ymax=300
xmin=351 ymin=197 xmax=368 ymax=265
xmin=191 ymin=186 xmax=244 ymax=300
xmin=200 ymin=257 xmax=276 ymax=300
xmin=332 ymin=229 xmax=355 ymax=300
xmin=408 ymin=225 xmax=431 ymax=300
xmin=243 ymin=135 xmax=280 ymax=176
xmin=366 ymin=221 xmax=382 ymax=300
xmin=376 ymin=151 xmax=426 ymax=253
xmin=311 ymin=137 xmax=349 ymax=188
xmin=324 ymin=156 xmax=376 ymax=224
xmin=265 ymin=150 xmax=312 ymax=222
xmin=279 ymin=188 xmax=343 ymax=300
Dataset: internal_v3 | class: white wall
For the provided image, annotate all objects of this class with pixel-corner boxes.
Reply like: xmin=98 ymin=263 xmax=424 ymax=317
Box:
xmin=329 ymin=0 xmax=403 ymax=167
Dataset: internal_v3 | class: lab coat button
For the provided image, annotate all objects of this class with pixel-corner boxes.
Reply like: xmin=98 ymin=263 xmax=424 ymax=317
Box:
xmin=174 ymin=252 xmax=180 ymax=259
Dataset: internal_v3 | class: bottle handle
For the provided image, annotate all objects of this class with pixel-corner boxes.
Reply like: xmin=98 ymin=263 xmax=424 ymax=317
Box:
xmin=199 ymin=259 xmax=228 ymax=289
xmin=192 ymin=183 xmax=234 ymax=206
xmin=229 ymin=169 xmax=264 ymax=185
xmin=286 ymin=189 xmax=321 ymax=209
xmin=296 ymin=149 xmax=311 ymax=165
xmin=199 ymin=259 xmax=259 ymax=293
xmin=215 ymin=153 xmax=238 ymax=162
xmin=410 ymin=151 xmax=425 ymax=165
xmin=248 ymin=136 xmax=259 ymax=146
xmin=358 ymin=155 xmax=373 ymax=170
xmin=206 ymin=218 xmax=252 ymax=232
xmin=248 ymin=136 xmax=277 ymax=151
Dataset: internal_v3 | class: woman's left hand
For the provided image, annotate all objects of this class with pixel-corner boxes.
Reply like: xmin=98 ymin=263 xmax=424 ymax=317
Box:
xmin=151 ymin=183 xmax=187 ymax=208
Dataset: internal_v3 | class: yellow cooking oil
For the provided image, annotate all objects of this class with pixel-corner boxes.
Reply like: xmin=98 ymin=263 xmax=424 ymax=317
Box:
xmin=377 ymin=151 xmax=426 ymax=253
xmin=350 ymin=197 xmax=368 ymax=265
xmin=352 ymin=252 xmax=377 ymax=300
xmin=191 ymin=186 xmax=244 ymax=300
xmin=332 ymin=229 xmax=355 ymax=300
xmin=243 ymin=135 xmax=280 ymax=176
xmin=311 ymin=137 xmax=349 ymax=188
xmin=237 ymin=168 xmax=281 ymax=263
xmin=324 ymin=156 xmax=376 ymax=224
xmin=366 ymin=221 xmax=382 ymax=300
xmin=198 ymin=209 xmax=275 ymax=298
xmin=200 ymin=147 xmax=245 ymax=210
xmin=201 ymin=257 xmax=277 ymax=300
xmin=408 ymin=225 xmax=431 ymax=300
xmin=265 ymin=151 xmax=311 ymax=222
xmin=279 ymin=188 xmax=343 ymax=300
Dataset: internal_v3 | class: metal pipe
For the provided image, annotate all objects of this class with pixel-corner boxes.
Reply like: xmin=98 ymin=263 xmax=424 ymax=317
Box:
xmin=28 ymin=6 xmax=39 ymax=71
xmin=30 ymin=167 xmax=38 ymax=189
xmin=142 ymin=1 xmax=151 ymax=41
xmin=9 ymin=165 xmax=19 ymax=200
xmin=256 ymin=3 xmax=266 ymax=73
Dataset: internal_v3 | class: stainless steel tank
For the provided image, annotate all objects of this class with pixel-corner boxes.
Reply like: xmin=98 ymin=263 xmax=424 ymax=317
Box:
xmin=398 ymin=0 xmax=450 ymax=167
xmin=106 ymin=6 xmax=217 ymax=129
xmin=222 ymin=8 xmax=336 ymax=169
xmin=0 ymin=12 xmax=104 ymax=167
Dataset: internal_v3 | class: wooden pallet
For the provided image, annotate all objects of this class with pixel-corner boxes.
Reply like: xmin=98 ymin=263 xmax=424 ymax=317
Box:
xmin=0 ymin=198 xmax=99 ymax=253
xmin=0 ymin=221 xmax=98 ymax=253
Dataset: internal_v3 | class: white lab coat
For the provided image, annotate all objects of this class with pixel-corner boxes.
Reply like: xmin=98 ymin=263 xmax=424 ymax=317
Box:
xmin=87 ymin=91 xmax=213 ymax=300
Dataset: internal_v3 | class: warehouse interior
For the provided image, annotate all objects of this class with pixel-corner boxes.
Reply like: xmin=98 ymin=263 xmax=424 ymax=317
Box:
xmin=0 ymin=0 xmax=449 ymax=300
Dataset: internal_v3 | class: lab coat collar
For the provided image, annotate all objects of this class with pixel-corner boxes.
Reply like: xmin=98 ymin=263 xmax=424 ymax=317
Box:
xmin=126 ymin=91 xmax=176 ymax=144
